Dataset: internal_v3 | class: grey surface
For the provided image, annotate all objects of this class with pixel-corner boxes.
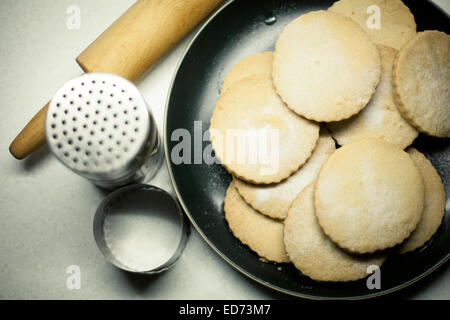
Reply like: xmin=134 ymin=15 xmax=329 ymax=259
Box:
xmin=0 ymin=0 xmax=448 ymax=300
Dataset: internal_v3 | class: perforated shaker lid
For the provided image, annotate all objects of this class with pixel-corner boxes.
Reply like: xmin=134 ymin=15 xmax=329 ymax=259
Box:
xmin=45 ymin=73 xmax=150 ymax=177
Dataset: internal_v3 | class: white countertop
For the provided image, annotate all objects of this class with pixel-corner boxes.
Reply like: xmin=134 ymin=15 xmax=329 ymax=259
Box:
xmin=0 ymin=0 xmax=448 ymax=299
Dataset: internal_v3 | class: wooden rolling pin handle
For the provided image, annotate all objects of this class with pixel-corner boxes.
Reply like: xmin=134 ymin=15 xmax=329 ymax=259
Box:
xmin=9 ymin=102 xmax=49 ymax=159
xmin=9 ymin=0 xmax=223 ymax=160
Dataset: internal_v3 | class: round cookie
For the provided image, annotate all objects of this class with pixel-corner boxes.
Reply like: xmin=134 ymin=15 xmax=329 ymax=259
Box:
xmin=328 ymin=0 xmax=417 ymax=50
xmin=284 ymin=184 xmax=387 ymax=282
xmin=210 ymin=74 xmax=320 ymax=184
xmin=272 ymin=10 xmax=381 ymax=122
xmin=398 ymin=148 xmax=446 ymax=254
xmin=314 ymin=138 xmax=425 ymax=254
xmin=235 ymin=130 xmax=336 ymax=220
xmin=221 ymin=52 xmax=273 ymax=94
xmin=393 ymin=31 xmax=450 ymax=137
xmin=328 ymin=45 xmax=418 ymax=149
xmin=224 ymin=180 xmax=289 ymax=263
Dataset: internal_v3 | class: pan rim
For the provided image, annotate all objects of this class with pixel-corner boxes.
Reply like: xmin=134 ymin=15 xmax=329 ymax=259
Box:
xmin=163 ymin=0 xmax=450 ymax=299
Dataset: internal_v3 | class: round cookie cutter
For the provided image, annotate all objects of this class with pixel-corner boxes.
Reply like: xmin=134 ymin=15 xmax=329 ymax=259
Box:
xmin=93 ymin=184 xmax=190 ymax=274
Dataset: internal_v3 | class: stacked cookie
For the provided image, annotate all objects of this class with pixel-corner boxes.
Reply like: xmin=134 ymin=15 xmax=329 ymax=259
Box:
xmin=210 ymin=0 xmax=448 ymax=282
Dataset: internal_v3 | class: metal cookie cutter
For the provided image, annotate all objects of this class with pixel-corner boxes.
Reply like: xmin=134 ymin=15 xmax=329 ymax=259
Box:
xmin=45 ymin=73 xmax=162 ymax=189
xmin=93 ymin=184 xmax=190 ymax=274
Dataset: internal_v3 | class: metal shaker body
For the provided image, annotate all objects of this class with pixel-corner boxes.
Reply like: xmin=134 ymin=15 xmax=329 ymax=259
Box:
xmin=45 ymin=73 xmax=162 ymax=189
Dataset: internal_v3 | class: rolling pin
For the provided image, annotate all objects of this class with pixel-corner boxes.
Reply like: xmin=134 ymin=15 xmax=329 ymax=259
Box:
xmin=9 ymin=0 xmax=223 ymax=159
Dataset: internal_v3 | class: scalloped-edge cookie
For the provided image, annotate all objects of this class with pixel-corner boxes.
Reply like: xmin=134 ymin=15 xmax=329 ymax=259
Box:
xmin=328 ymin=0 xmax=416 ymax=50
xmin=224 ymin=180 xmax=289 ymax=263
xmin=210 ymin=74 xmax=319 ymax=184
xmin=328 ymin=45 xmax=418 ymax=149
xmin=314 ymin=138 xmax=424 ymax=254
xmin=393 ymin=31 xmax=450 ymax=137
xmin=235 ymin=129 xmax=335 ymax=219
xmin=398 ymin=148 xmax=446 ymax=253
xmin=221 ymin=52 xmax=273 ymax=94
xmin=284 ymin=184 xmax=387 ymax=282
xmin=273 ymin=10 xmax=381 ymax=122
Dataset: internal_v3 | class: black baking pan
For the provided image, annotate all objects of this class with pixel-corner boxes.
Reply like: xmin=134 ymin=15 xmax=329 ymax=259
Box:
xmin=164 ymin=0 xmax=449 ymax=299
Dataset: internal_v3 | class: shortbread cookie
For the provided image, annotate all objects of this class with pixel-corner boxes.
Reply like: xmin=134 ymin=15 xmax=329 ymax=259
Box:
xmin=398 ymin=148 xmax=446 ymax=253
xmin=235 ymin=130 xmax=335 ymax=219
xmin=315 ymin=139 xmax=424 ymax=254
xmin=273 ymin=10 xmax=381 ymax=122
xmin=221 ymin=52 xmax=273 ymax=94
xmin=284 ymin=184 xmax=386 ymax=282
xmin=328 ymin=45 xmax=418 ymax=149
xmin=329 ymin=0 xmax=416 ymax=50
xmin=224 ymin=181 xmax=289 ymax=263
xmin=393 ymin=31 xmax=450 ymax=137
xmin=210 ymin=74 xmax=319 ymax=184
